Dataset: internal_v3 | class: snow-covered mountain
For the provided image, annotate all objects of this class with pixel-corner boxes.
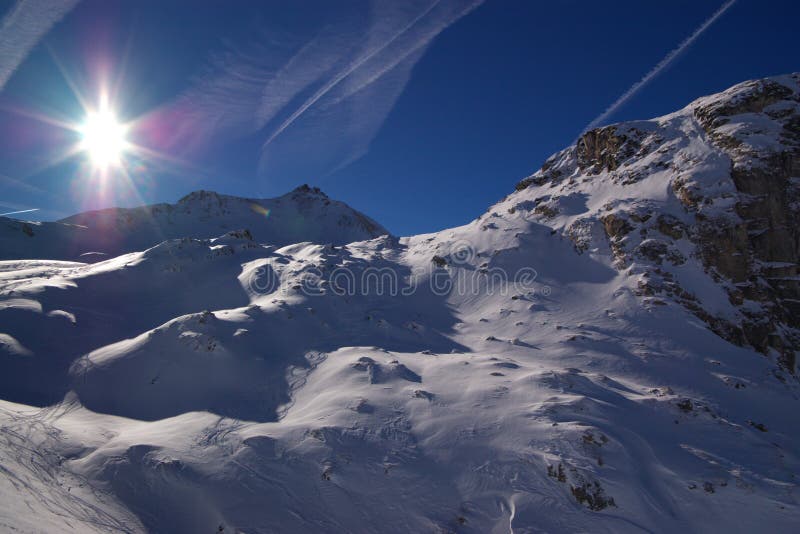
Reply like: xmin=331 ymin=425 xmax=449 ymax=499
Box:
xmin=0 ymin=185 xmax=388 ymax=261
xmin=514 ymin=72 xmax=800 ymax=375
xmin=1 ymin=74 xmax=799 ymax=533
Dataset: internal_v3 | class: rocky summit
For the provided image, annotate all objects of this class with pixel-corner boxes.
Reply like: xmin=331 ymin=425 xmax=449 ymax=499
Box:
xmin=515 ymin=73 xmax=800 ymax=373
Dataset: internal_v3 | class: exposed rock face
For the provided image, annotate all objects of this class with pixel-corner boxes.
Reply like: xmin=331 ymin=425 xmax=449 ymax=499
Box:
xmin=576 ymin=125 xmax=641 ymax=174
xmin=513 ymin=73 xmax=800 ymax=373
xmin=689 ymin=76 xmax=800 ymax=371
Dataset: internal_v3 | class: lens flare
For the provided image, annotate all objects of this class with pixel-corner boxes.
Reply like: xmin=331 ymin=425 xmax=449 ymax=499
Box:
xmin=250 ymin=203 xmax=271 ymax=218
xmin=79 ymin=104 xmax=128 ymax=169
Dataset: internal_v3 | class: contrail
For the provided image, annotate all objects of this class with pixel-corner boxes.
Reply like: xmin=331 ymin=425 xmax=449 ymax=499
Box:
xmin=581 ymin=0 xmax=736 ymax=134
xmin=168 ymin=0 xmax=482 ymax=181
xmin=0 ymin=208 xmax=39 ymax=217
xmin=0 ymin=0 xmax=81 ymax=91
xmin=261 ymin=0 xmax=446 ymax=149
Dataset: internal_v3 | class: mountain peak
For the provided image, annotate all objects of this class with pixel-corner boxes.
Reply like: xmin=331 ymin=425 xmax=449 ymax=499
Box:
xmin=689 ymin=72 xmax=799 ymax=121
xmin=1 ymin=187 xmax=389 ymax=261
xmin=289 ymin=183 xmax=328 ymax=198
xmin=177 ymin=189 xmax=225 ymax=204
xmin=507 ymin=72 xmax=800 ymax=372
xmin=517 ymin=72 xmax=800 ymax=193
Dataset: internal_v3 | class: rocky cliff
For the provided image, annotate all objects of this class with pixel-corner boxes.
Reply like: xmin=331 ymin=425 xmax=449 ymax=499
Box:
xmin=515 ymin=73 xmax=800 ymax=373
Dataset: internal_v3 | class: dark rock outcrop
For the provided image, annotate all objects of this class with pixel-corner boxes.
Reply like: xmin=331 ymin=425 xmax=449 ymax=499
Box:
xmin=513 ymin=73 xmax=800 ymax=373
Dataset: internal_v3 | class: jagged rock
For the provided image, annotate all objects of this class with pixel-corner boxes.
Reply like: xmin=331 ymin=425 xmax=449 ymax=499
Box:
xmin=534 ymin=203 xmax=559 ymax=218
xmin=432 ymin=255 xmax=447 ymax=267
xmin=571 ymin=481 xmax=616 ymax=511
xmin=656 ymin=214 xmax=686 ymax=240
xmin=576 ymin=125 xmax=640 ymax=174
xmin=512 ymin=73 xmax=800 ymax=373
xmin=601 ymin=214 xmax=633 ymax=238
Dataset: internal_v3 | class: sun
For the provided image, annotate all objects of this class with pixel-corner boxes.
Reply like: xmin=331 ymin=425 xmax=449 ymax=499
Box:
xmin=79 ymin=105 xmax=128 ymax=169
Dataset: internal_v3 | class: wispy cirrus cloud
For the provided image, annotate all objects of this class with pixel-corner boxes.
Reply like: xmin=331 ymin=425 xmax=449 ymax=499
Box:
xmin=0 ymin=0 xmax=80 ymax=91
xmin=582 ymin=0 xmax=736 ymax=133
xmin=0 ymin=172 xmax=46 ymax=194
xmin=156 ymin=0 xmax=482 ymax=182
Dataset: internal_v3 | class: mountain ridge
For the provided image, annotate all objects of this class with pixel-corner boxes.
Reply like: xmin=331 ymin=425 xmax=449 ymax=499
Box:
xmin=1 ymin=184 xmax=389 ymax=262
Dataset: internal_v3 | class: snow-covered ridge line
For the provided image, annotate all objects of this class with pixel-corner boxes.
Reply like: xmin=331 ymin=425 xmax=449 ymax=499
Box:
xmin=0 ymin=184 xmax=389 ymax=262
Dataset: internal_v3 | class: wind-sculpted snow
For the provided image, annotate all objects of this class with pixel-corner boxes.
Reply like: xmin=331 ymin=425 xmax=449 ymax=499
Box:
xmin=1 ymin=75 xmax=800 ymax=532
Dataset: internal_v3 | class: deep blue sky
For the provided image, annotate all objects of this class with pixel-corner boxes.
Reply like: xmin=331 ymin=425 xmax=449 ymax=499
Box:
xmin=0 ymin=0 xmax=798 ymax=235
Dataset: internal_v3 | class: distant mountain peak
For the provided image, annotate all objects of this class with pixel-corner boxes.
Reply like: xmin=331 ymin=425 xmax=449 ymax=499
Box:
xmin=1 ymin=186 xmax=389 ymax=261
xmin=289 ymin=183 xmax=328 ymax=198
xmin=177 ymin=189 xmax=225 ymax=204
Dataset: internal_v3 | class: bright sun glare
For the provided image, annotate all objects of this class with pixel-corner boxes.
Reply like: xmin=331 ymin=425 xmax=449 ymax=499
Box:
xmin=79 ymin=106 xmax=128 ymax=169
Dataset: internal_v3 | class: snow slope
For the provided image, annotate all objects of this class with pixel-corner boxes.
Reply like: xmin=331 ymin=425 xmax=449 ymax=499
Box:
xmin=1 ymin=75 xmax=799 ymax=533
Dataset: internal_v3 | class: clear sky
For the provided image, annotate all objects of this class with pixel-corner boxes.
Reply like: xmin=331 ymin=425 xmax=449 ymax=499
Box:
xmin=0 ymin=0 xmax=798 ymax=235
